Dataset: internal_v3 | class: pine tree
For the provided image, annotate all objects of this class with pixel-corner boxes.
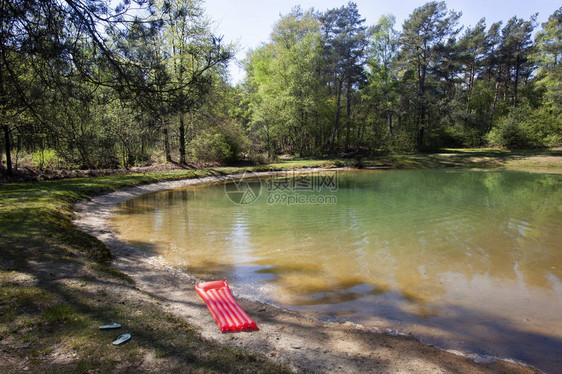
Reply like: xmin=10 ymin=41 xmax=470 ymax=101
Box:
xmin=398 ymin=1 xmax=461 ymax=151
xmin=320 ymin=2 xmax=368 ymax=154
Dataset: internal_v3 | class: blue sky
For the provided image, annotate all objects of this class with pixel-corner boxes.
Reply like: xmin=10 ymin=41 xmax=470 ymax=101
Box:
xmin=203 ymin=0 xmax=560 ymax=84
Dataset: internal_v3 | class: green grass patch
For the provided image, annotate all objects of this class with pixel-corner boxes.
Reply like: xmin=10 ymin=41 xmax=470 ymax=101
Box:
xmin=40 ymin=305 xmax=80 ymax=325
xmin=0 ymin=167 xmax=292 ymax=373
xmin=361 ymin=148 xmax=562 ymax=171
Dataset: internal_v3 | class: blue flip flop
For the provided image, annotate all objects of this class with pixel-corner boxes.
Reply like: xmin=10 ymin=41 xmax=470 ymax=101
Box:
xmin=112 ymin=333 xmax=131 ymax=345
xmin=99 ymin=322 xmax=121 ymax=330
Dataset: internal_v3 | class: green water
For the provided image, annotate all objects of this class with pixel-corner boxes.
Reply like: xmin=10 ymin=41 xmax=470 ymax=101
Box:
xmin=110 ymin=170 xmax=562 ymax=372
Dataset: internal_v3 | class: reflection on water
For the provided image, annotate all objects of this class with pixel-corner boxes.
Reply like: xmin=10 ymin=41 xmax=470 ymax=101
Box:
xmin=110 ymin=170 xmax=562 ymax=372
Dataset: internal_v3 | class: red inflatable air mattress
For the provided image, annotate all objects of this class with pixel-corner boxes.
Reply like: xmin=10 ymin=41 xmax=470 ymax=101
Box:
xmin=195 ymin=280 xmax=258 ymax=333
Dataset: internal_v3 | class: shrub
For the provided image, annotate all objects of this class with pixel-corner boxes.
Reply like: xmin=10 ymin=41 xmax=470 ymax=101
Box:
xmin=189 ymin=131 xmax=240 ymax=164
xmin=531 ymin=107 xmax=562 ymax=147
xmin=445 ymin=126 xmax=484 ymax=148
xmin=486 ymin=110 xmax=540 ymax=149
xmin=32 ymin=149 xmax=60 ymax=170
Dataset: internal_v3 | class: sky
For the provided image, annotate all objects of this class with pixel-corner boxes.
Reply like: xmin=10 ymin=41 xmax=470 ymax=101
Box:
xmin=203 ymin=0 xmax=560 ymax=84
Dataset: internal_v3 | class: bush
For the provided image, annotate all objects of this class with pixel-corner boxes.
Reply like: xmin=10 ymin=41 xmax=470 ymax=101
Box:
xmin=189 ymin=131 xmax=240 ymax=164
xmin=531 ymin=107 xmax=562 ymax=147
xmin=32 ymin=149 xmax=60 ymax=170
xmin=388 ymin=131 xmax=417 ymax=153
xmin=486 ymin=110 xmax=540 ymax=149
xmin=444 ymin=126 xmax=484 ymax=148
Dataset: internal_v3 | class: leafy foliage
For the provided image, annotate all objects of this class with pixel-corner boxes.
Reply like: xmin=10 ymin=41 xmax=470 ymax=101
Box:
xmin=244 ymin=2 xmax=560 ymax=155
xmin=1 ymin=1 xmax=561 ymax=176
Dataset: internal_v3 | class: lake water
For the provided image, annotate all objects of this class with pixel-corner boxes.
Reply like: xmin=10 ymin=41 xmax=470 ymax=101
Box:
xmin=110 ymin=169 xmax=562 ymax=372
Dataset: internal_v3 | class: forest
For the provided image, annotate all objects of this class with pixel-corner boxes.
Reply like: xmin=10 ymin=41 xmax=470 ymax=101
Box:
xmin=1 ymin=0 xmax=561 ymax=175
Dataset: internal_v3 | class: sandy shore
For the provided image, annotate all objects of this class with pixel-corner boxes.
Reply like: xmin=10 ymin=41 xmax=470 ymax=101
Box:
xmin=73 ymin=173 xmax=542 ymax=373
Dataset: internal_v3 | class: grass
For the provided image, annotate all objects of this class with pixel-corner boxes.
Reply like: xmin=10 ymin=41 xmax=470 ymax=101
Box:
xmin=0 ymin=268 xmax=289 ymax=373
xmin=0 ymin=168 xmax=291 ymax=373
xmin=225 ymin=148 xmax=562 ymax=171
xmin=0 ymin=148 xmax=560 ymax=372
xmin=361 ymin=147 xmax=562 ymax=171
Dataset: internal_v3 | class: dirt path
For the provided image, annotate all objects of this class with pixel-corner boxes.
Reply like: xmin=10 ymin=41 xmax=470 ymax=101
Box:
xmin=73 ymin=174 xmax=542 ymax=374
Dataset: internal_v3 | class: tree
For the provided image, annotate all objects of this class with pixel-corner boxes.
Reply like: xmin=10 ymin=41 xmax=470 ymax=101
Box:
xmin=320 ymin=2 xmax=369 ymax=155
xmin=272 ymin=8 xmax=326 ymax=156
xmin=245 ymin=43 xmax=285 ymax=158
xmin=457 ymin=19 xmax=487 ymax=97
xmin=152 ymin=0 xmax=232 ymax=165
xmin=535 ymin=7 xmax=562 ymax=108
xmin=398 ymin=1 xmax=461 ymax=151
xmin=245 ymin=7 xmax=326 ymax=158
xmin=498 ymin=16 xmax=536 ymax=108
xmin=0 ymin=0 xmax=162 ymax=173
xmin=366 ymin=15 xmax=400 ymax=138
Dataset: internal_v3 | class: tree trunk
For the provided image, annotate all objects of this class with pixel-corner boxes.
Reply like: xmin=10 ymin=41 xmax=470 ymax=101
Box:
xmin=329 ymin=79 xmax=344 ymax=156
xmin=489 ymin=67 xmax=502 ymax=131
xmin=387 ymin=110 xmax=393 ymax=136
xmin=513 ymin=55 xmax=520 ymax=108
xmin=356 ymin=120 xmax=365 ymax=143
xmin=300 ymin=112 xmax=307 ymax=157
xmin=2 ymin=124 xmax=12 ymax=176
xmin=266 ymin=122 xmax=271 ymax=161
xmin=468 ymin=62 xmax=475 ymax=98
xmin=179 ymin=113 xmax=186 ymax=165
xmin=417 ymin=54 xmax=427 ymax=152
xmin=503 ymin=66 xmax=510 ymax=101
xmin=163 ymin=127 xmax=172 ymax=163
xmin=345 ymin=79 xmax=352 ymax=150
xmin=15 ymin=133 xmax=21 ymax=170
xmin=0 ymin=47 xmax=10 ymax=175
xmin=417 ymin=98 xmax=426 ymax=152
xmin=493 ymin=67 xmax=501 ymax=108
xmin=417 ymin=125 xmax=425 ymax=152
